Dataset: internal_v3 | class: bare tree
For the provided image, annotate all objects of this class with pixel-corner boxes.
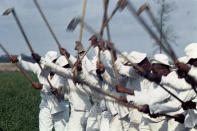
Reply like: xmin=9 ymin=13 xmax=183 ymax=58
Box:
xmin=152 ymin=0 xmax=178 ymax=54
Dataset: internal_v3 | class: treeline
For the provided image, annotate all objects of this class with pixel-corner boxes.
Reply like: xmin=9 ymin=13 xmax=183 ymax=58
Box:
xmin=0 ymin=54 xmax=35 ymax=63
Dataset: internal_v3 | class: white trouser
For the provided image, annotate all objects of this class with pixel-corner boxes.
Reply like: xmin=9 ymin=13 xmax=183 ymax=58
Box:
xmin=99 ymin=111 xmax=111 ymax=131
xmin=190 ymin=125 xmax=197 ymax=131
xmin=128 ymin=109 xmax=142 ymax=131
xmin=39 ymin=107 xmax=68 ymax=131
xmin=86 ymin=104 xmax=101 ymax=131
xmin=167 ymin=119 xmax=190 ymax=131
xmin=148 ymin=119 xmax=167 ymax=131
xmin=128 ymin=122 xmax=140 ymax=131
xmin=67 ymin=109 xmax=89 ymax=131
xmin=138 ymin=116 xmax=168 ymax=131
xmin=138 ymin=118 xmax=150 ymax=131
xmin=86 ymin=116 xmax=100 ymax=131
xmin=128 ymin=109 xmax=142 ymax=124
xmin=109 ymin=114 xmax=130 ymax=131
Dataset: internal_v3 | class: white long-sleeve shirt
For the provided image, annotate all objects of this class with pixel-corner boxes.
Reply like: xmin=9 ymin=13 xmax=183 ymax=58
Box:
xmin=18 ymin=55 xmax=51 ymax=92
xmin=18 ymin=55 xmax=67 ymax=114
xmin=149 ymin=90 xmax=196 ymax=116
xmin=91 ymin=47 xmax=120 ymax=116
xmin=161 ymin=71 xmax=192 ymax=91
xmin=40 ymin=56 xmax=93 ymax=111
xmin=150 ymin=70 xmax=196 ymax=114
xmin=149 ymin=88 xmax=196 ymax=115
xmin=149 ymin=87 xmax=197 ymax=128
xmin=41 ymin=53 xmax=117 ymax=111
xmin=148 ymin=70 xmax=197 ymax=128
xmin=102 ymin=49 xmax=114 ymax=77
xmin=102 ymin=50 xmax=130 ymax=118
xmin=48 ymin=74 xmax=70 ymax=114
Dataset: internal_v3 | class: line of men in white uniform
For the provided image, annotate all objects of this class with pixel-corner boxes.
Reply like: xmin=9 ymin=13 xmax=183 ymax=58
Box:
xmin=9 ymin=39 xmax=197 ymax=131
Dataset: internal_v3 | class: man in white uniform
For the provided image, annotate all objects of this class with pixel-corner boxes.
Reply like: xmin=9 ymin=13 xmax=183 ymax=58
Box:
xmin=173 ymin=43 xmax=197 ymax=130
xmin=134 ymin=54 xmax=191 ymax=131
xmin=81 ymin=37 xmax=113 ymax=131
xmin=116 ymin=52 xmax=166 ymax=131
xmin=99 ymin=42 xmax=131 ymax=131
xmin=55 ymin=48 xmax=92 ymax=131
xmin=10 ymin=51 xmax=68 ymax=131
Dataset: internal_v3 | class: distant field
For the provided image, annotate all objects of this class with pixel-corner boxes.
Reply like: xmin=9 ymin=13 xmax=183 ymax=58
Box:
xmin=0 ymin=72 xmax=40 ymax=131
xmin=0 ymin=63 xmax=19 ymax=72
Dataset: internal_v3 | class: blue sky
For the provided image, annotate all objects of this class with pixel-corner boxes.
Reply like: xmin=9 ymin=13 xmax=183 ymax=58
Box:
xmin=0 ymin=0 xmax=197 ymax=60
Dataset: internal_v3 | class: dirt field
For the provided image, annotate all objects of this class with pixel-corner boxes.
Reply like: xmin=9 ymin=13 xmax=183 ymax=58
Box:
xmin=0 ymin=63 xmax=19 ymax=72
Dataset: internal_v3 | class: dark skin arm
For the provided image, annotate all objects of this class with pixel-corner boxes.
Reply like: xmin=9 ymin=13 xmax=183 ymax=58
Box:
xmin=116 ymin=84 xmax=134 ymax=95
xmin=9 ymin=55 xmax=18 ymax=63
xmin=51 ymin=87 xmax=58 ymax=96
xmin=145 ymin=72 xmax=162 ymax=84
xmin=137 ymin=104 xmax=185 ymax=124
xmin=118 ymin=0 xmax=128 ymax=10
xmin=175 ymin=61 xmax=190 ymax=73
xmin=96 ymin=61 xmax=105 ymax=75
xmin=98 ymin=40 xmax=106 ymax=52
xmin=174 ymin=114 xmax=185 ymax=124
xmin=96 ymin=61 xmax=105 ymax=81
xmin=182 ymin=100 xmax=196 ymax=110
xmin=138 ymin=105 xmax=150 ymax=114
xmin=59 ymin=47 xmax=70 ymax=58
xmin=73 ymin=60 xmax=82 ymax=72
xmin=138 ymin=105 xmax=162 ymax=118
xmin=32 ymin=82 xmax=43 ymax=89
xmin=118 ymin=95 xmax=128 ymax=103
xmin=89 ymin=35 xmax=98 ymax=48
xmin=31 ymin=53 xmax=41 ymax=63
xmin=106 ymin=41 xmax=114 ymax=51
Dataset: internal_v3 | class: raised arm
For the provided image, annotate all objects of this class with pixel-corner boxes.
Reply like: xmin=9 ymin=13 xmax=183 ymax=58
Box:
xmin=149 ymin=100 xmax=181 ymax=114
xmin=17 ymin=55 xmax=40 ymax=74
xmin=40 ymin=57 xmax=73 ymax=78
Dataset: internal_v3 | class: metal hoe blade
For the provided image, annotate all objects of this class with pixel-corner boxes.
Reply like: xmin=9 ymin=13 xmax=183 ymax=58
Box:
xmin=2 ymin=8 xmax=14 ymax=15
xmin=66 ymin=17 xmax=81 ymax=31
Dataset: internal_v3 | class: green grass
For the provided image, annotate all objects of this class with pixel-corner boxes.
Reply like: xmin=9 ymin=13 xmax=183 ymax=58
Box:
xmin=0 ymin=72 xmax=40 ymax=131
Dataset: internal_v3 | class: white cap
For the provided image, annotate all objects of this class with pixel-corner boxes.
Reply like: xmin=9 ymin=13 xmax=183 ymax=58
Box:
xmin=128 ymin=51 xmax=147 ymax=64
xmin=56 ymin=55 xmax=68 ymax=66
xmin=117 ymin=52 xmax=129 ymax=64
xmin=184 ymin=43 xmax=197 ymax=62
xmin=178 ymin=56 xmax=188 ymax=64
xmin=150 ymin=54 xmax=170 ymax=66
xmin=44 ymin=51 xmax=58 ymax=62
